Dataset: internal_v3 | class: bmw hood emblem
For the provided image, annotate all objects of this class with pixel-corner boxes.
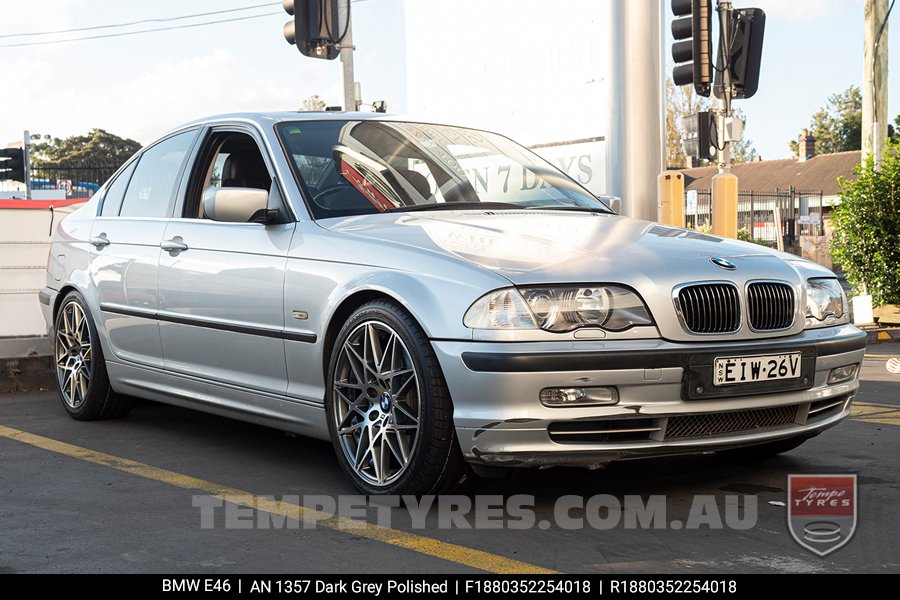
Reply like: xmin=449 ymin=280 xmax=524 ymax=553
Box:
xmin=710 ymin=257 xmax=737 ymax=270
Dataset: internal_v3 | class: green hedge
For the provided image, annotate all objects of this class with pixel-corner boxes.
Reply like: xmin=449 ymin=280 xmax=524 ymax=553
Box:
xmin=832 ymin=140 xmax=900 ymax=306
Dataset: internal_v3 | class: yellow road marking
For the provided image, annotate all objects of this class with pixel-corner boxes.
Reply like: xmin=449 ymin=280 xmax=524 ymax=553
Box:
xmin=864 ymin=354 xmax=898 ymax=359
xmin=0 ymin=424 xmax=555 ymax=575
xmin=851 ymin=401 xmax=900 ymax=427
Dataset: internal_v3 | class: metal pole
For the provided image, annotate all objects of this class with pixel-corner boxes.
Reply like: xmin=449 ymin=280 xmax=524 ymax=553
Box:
xmin=338 ymin=0 xmax=356 ymax=111
xmin=716 ymin=0 xmax=733 ymax=173
xmin=23 ymin=130 xmax=32 ymax=200
xmin=711 ymin=1 xmax=739 ymax=239
xmin=605 ymin=0 xmax=664 ymax=221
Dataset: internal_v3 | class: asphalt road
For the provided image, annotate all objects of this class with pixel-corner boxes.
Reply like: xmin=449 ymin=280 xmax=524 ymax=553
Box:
xmin=1 ymin=347 xmax=898 ymax=574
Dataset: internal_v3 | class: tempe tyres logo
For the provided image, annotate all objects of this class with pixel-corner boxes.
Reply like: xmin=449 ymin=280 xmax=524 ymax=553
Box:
xmin=788 ymin=474 xmax=857 ymax=556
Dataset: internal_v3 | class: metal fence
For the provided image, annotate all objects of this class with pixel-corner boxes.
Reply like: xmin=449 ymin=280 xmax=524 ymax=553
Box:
xmin=685 ymin=187 xmax=825 ymax=247
xmin=28 ymin=163 xmax=120 ymax=199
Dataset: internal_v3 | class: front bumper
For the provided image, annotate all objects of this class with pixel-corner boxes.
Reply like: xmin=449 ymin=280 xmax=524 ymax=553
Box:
xmin=432 ymin=324 xmax=866 ymax=468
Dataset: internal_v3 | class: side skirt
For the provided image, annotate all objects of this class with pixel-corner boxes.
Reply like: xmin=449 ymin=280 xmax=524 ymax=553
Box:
xmin=105 ymin=360 xmax=330 ymax=441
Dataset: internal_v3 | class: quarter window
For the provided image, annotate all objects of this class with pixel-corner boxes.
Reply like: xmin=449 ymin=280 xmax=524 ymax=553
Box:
xmin=100 ymin=160 xmax=137 ymax=217
xmin=119 ymin=130 xmax=196 ymax=218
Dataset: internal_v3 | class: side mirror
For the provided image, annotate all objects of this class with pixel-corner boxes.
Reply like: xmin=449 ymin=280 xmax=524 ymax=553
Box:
xmin=609 ymin=197 xmax=622 ymax=215
xmin=203 ymin=187 xmax=270 ymax=223
xmin=598 ymin=195 xmax=622 ymax=215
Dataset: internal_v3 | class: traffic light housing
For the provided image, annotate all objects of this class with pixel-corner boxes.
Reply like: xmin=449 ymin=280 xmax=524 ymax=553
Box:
xmin=715 ymin=8 xmax=766 ymax=100
xmin=683 ymin=112 xmax=715 ymax=161
xmin=0 ymin=148 xmax=25 ymax=182
xmin=671 ymin=0 xmax=713 ymax=97
xmin=283 ymin=0 xmax=341 ymax=60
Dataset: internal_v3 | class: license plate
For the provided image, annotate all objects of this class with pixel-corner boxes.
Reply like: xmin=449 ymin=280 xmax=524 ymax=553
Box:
xmin=713 ymin=353 xmax=802 ymax=386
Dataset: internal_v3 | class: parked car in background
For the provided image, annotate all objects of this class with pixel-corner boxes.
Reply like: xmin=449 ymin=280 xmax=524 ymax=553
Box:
xmin=41 ymin=112 xmax=866 ymax=494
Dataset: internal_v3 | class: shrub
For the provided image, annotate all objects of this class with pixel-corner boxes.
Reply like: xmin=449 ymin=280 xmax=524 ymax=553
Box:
xmin=736 ymin=228 xmax=753 ymax=242
xmin=831 ymin=140 xmax=900 ymax=306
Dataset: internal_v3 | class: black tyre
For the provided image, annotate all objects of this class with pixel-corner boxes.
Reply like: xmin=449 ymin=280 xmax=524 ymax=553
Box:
xmin=716 ymin=434 xmax=813 ymax=460
xmin=325 ymin=300 xmax=467 ymax=494
xmin=53 ymin=292 xmax=131 ymax=420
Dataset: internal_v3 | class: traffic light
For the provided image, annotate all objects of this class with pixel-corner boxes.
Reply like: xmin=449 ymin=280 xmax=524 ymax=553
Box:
xmin=283 ymin=0 xmax=341 ymax=60
xmin=683 ymin=112 xmax=715 ymax=161
xmin=715 ymin=8 xmax=766 ymax=100
xmin=671 ymin=0 xmax=714 ymax=97
xmin=0 ymin=148 xmax=25 ymax=182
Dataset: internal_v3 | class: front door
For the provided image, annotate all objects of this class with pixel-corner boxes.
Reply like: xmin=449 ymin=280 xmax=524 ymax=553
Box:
xmin=157 ymin=129 xmax=293 ymax=395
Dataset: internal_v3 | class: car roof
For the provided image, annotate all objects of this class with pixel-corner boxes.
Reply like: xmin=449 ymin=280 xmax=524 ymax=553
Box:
xmin=164 ymin=110 xmax=472 ymax=137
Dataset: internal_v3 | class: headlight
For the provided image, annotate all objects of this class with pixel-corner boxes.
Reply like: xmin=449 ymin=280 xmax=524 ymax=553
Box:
xmin=464 ymin=285 xmax=653 ymax=332
xmin=804 ymin=278 xmax=848 ymax=328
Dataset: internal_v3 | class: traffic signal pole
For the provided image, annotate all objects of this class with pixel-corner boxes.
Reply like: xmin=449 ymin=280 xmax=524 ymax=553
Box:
xmin=606 ymin=0 xmax=665 ymax=222
xmin=711 ymin=0 xmax=738 ymax=240
xmin=337 ymin=0 xmax=356 ymax=111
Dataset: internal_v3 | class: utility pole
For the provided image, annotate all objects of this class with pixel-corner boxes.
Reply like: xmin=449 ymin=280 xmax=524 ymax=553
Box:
xmin=23 ymin=130 xmax=32 ymax=200
xmin=338 ymin=0 xmax=356 ymax=111
xmin=863 ymin=0 xmax=890 ymax=167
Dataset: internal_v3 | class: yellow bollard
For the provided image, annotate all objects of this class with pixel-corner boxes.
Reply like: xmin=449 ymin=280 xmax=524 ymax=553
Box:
xmin=657 ymin=171 xmax=685 ymax=227
xmin=711 ymin=172 xmax=738 ymax=239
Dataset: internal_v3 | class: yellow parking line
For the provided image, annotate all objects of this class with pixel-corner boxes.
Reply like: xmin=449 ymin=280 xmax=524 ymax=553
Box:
xmin=0 ymin=424 xmax=555 ymax=575
xmin=864 ymin=354 xmax=897 ymax=359
xmin=851 ymin=401 xmax=900 ymax=427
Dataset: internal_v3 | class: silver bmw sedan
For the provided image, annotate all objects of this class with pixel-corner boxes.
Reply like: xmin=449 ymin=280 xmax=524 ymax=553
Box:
xmin=40 ymin=112 xmax=866 ymax=494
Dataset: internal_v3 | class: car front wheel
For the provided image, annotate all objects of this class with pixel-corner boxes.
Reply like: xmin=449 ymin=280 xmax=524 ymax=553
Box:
xmin=325 ymin=300 xmax=466 ymax=495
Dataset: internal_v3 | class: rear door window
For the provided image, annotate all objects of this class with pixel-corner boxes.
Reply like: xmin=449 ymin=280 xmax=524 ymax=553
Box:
xmin=119 ymin=130 xmax=197 ymax=218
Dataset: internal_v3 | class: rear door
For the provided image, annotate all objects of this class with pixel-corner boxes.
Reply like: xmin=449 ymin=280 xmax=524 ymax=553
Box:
xmin=157 ymin=127 xmax=294 ymax=395
xmin=91 ymin=129 xmax=198 ymax=367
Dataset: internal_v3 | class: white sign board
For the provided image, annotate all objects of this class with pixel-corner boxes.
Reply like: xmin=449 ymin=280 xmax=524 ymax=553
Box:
xmin=531 ymin=139 xmax=607 ymax=196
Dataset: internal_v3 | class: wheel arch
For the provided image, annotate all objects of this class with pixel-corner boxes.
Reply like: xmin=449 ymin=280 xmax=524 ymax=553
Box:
xmin=52 ymin=284 xmax=81 ymax=321
xmin=321 ymin=289 xmax=401 ymax=380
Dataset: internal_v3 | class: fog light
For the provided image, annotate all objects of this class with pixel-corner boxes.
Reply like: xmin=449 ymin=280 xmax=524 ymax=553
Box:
xmin=827 ymin=364 xmax=859 ymax=385
xmin=540 ymin=386 xmax=618 ymax=407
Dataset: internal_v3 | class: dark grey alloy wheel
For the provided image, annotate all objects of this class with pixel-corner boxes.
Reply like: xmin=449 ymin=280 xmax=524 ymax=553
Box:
xmin=325 ymin=300 xmax=466 ymax=494
xmin=53 ymin=292 xmax=130 ymax=420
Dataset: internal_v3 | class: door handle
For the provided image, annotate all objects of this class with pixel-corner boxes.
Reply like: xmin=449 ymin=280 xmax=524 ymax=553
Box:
xmin=89 ymin=234 xmax=110 ymax=248
xmin=160 ymin=237 xmax=188 ymax=252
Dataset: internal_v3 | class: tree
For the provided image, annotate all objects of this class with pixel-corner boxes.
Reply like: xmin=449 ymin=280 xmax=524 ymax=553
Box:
xmin=831 ymin=139 xmax=900 ymax=306
xmin=27 ymin=129 xmax=141 ymax=193
xmin=300 ymin=94 xmax=327 ymax=112
xmin=789 ymin=86 xmax=862 ymax=156
xmin=665 ymin=79 xmax=708 ymax=168
xmin=31 ymin=128 xmax=141 ymax=166
xmin=731 ymin=109 xmax=759 ymax=164
xmin=888 ymin=114 xmax=900 ymax=141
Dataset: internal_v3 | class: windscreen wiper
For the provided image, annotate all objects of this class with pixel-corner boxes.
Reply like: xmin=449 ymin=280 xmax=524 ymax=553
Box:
xmin=526 ymin=205 xmax=612 ymax=214
xmin=385 ymin=202 xmax=523 ymax=213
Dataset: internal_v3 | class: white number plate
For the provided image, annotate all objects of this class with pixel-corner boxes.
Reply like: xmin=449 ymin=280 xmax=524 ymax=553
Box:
xmin=713 ymin=353 xmax=802 ymax=386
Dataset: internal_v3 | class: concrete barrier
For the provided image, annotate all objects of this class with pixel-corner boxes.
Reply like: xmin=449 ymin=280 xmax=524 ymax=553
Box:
xmin=0 ymin=198 xmax=86 ymax=360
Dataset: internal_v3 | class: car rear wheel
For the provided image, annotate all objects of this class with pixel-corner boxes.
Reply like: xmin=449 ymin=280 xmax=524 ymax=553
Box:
xmin=54 ymin=292 xmax=130 ymax=420
xmin=325 ymin=300 xmax=467 ymax=494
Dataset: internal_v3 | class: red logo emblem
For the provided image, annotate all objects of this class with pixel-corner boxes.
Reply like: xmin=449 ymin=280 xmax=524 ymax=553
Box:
xmin=788 ymin=474 xmax=857 ymax=556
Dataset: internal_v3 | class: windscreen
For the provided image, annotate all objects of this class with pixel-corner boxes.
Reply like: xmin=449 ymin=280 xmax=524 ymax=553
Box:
xmin=276 ymin=120 xmax=611 ymax=219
